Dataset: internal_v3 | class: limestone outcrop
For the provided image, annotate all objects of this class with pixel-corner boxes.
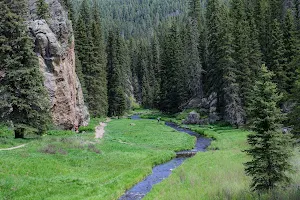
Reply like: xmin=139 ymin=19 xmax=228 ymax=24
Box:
xmin=27 ymin=0 xmax=89 ymax=129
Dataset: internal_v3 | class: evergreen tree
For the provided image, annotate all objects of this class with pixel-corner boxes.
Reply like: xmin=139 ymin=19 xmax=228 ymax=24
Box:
xmin=283 ymin=9 xmax=299 ymax=92
xmin=254 ymin=0 xmax=271 ymax=63
xmin=62 ymin=0 xmax=75 ymax=22
xmin=151 ymin=35 xmax=161 ymax=108
xmin=267 ymin=19 xmax=287 ymax=94
xmin=36 ymin=0 xmax=49 ymax=19
xmin=107 ymin=31 xmax=126 ymax=116
xmin=185 ymin=0 xmax=203 ymax=98
xmin=84 ymin=1 xmax=108 ymax=117
xmin=230 ymin=0 xmax=252 ymax=111
xmin=245 ymin=64 xmax=294 ymax=191
xmin=0 ymin=1 xmax=50 ymax=138
xmin=74 ymin=12 xmax=89 ymax=98
xmin=289 ymin=66 xmax=300 ymax=135
xmin=206 ymin=0 xmax=244 ymax=125
xmin=295 ymin=0 xmax=300 ymax=31
xmin=159 ymin=23 xmax=185 ymax=113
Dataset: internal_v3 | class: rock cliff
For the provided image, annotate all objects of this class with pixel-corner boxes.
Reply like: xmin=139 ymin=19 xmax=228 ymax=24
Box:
xmin=27 ymin=0 xmax=89 ymax=129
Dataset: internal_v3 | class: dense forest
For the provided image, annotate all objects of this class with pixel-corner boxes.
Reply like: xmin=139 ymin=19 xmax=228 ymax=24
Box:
xmin=1 ymin=0 xmax=300 ymax=197
xmin=70 ymin=0 xmax=300 ymax=129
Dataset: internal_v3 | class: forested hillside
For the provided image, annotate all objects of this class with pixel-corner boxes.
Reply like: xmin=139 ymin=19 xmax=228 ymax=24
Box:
xmin=72 ymin=0 xmax=190 ymax=38
xmin=1 ymin=0 xmax=300 ymax=199
xmin=71 ymin=0 xmax=300 ymax=127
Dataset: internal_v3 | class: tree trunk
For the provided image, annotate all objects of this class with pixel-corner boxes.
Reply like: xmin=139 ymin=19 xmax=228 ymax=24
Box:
xmin=15 ymin=128 xmax=25 ymax=139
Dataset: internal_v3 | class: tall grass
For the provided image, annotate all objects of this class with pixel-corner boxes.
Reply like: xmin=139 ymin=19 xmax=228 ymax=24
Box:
xmin=145 ymin=125 xmax=300 ymax=200
xmin=0 ymin=118 xmax=194 ymax=200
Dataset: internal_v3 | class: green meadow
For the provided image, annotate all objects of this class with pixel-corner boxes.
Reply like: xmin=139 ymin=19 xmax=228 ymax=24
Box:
xmin=0 ymin=118 xmax=194 ymax=200
xmin=145 ymin=125 xmax=300 ymax=200
xmin=1 ymin=113 xmax=300 ymax=200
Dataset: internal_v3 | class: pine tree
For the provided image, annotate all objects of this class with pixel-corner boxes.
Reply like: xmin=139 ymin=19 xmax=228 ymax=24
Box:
xmin=230 ymin=0 xmax=252 ymax=111
xmin=74 ymin=10 xmax=89 ymax=99
xmin=107 ymin=31 xmax=126 ymax=116
xmin=283 ymin=9 xmax=299 ymax=92
xmin=151 ymin=35 xmax=161 ymax=108
xmin=185 ymin=0 xmax=203 ymax=98
xmin=0 ymin=1 xmax=50 ymax=138
xmin=267 ymin=19 xmax=287 ymax=94
xmin=36 ymin=0 xmax=49 ymax=19
xmin=84 ymin=1 xmax=108 ymax=117
xmin=206 ymin=0 xmax=244 ymax=125
xmin=245 ymin=64 xmax=294 ymax=191
xmin=159 ymin=23 xmax=185 ymax=113
xmin=254 ymin=0 xmax=271 ymax=63
xmin=62 ymin=0 xmax=75 ymax=23
xmin=289 ymin=66 xmax=300 ymax=135
xmin=295 ymin=0 xmax=300 ymax=31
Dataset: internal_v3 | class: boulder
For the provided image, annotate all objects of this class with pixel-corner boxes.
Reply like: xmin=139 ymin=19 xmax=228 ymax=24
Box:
xmin=183 ymin=111 xmax=200 ymax=125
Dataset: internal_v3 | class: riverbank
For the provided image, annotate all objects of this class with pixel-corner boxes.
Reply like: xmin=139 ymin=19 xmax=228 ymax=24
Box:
xmin=144 ymin=124 xmax=300 ymax=200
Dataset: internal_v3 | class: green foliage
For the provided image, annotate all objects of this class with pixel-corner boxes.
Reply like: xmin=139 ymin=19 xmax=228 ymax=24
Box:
xmin=0 ymin=1 xmax=51 ymax=138
xmin=107 ymin=31 xmax=128 ymax=116
xmin=46 ymin=130 xmax=75 ymax=136
xmin=0 ymin=118 xmax=194 ymax=199
xmin=74 ymin=0 xmax=108 ymax=117
xmin=36 ymin=0 xmax=49 ymax=19
xmin=78 ymin=118 xmax=103 ymax=132
xmin=159 ymin=22 xmax=186 ymax=113
xmin=245 ymin=65 xmax=295 ymax=191
xmin=289 ymin=67 xmax=300 ymax=135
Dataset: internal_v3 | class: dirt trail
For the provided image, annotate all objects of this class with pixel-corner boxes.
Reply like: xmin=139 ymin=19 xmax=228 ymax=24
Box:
xmin=95 ymin=118 xmax=111 ymax=139
xmin=0 ymin=144 xmax=26 ymax=151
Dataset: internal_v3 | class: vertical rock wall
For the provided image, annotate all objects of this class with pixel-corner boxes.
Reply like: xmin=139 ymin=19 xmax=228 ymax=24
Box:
xmin=27 ymin=0 xmax=90 ymax=129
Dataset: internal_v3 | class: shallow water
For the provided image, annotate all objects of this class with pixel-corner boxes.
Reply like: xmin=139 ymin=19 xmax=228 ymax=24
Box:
xmin=119 ymin=116 xmax=211 ymax=200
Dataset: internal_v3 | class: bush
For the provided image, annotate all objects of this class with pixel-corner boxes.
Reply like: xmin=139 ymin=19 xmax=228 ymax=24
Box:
xmin=79 ymin=118 xmax=103 ymax=132
xmin=0 ymin=124 xmax=13 ymax=138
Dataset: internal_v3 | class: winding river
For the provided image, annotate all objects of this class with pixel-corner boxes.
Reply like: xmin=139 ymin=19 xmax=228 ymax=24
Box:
xmin=119 ymin=115 xmax=211 ymax=200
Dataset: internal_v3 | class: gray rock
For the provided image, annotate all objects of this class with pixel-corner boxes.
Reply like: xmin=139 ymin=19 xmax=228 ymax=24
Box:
xmin=27 ymin=0 xmax=90 ymax=129
xmin=183 ymin=111 xmax=200 ymax=125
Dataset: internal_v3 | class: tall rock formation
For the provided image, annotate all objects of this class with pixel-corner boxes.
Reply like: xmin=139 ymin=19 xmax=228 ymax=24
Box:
xmin=27 ymin=0 xmax=90 ymax=129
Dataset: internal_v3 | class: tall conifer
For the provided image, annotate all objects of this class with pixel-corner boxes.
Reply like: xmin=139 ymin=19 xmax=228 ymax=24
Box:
xmin=0 ymin=1 xmax=50 ymax=138
xmin=245 ymin=65 xmax=294 ymax=191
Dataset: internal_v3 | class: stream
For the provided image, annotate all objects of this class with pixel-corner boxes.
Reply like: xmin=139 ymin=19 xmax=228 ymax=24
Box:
xmin=119 ymin=115 xmax=211 ymax=200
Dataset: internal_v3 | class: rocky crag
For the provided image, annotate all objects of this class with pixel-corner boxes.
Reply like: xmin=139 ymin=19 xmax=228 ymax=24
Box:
xmin=27 ymin=0 xmax=89 ymax=129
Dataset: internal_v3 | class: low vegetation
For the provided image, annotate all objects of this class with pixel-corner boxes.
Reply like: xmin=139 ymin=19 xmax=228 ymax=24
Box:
xmin=0 ymin=118 xmax=194 ymax=200
xmin=144 ymin=124 xmax=300 ymax=200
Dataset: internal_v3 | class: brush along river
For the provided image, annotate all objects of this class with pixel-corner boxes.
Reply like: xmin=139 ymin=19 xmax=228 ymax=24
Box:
xmin=119 ymin=116 xmax=211 ymax=200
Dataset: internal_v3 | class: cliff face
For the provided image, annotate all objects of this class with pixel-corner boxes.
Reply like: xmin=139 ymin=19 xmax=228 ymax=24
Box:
xmin=27 ymin=0 xmax=89 ymax=129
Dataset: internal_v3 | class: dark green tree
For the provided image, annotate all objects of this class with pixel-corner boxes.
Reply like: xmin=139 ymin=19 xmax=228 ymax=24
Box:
xmin=36 ymin=0 xmax=49 ymax=19
xmin=267 ymin=19 xmax=287 ymax=94
xmin=159 ymin=23 xmax=185 ymax=113
xmin=288 ymin=56 xmax=300 ymax=135
xmin=74 ymin=10 xmax=89 ymax=98
xmin=84 ymin=1 xmax=108 ymax=117
xmin=151 ymin=35 xmax=161 ymax=108
xmin=0 ymin=1 xmax=50 ymax=138
xmin=107 ymin=31 xmax=126 ymax=116
xmin=283 ymin=9 xmax=299 ymax=92
xmin=184 ymin=0 xmax=203 ymax=98
xmin=206 ymin=0 xmax=244 ymax=125
xmin=245 ymin=64 xmax=294 ymax=191
xmin=62 ymin=0 xmax=75 ymax=22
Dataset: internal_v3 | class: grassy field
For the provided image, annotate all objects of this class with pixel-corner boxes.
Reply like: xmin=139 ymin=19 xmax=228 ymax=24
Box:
xmin=0 ymin=118 xmax=194 ymax=200
xmin=144 ymin=124 xmax=300 ymax=200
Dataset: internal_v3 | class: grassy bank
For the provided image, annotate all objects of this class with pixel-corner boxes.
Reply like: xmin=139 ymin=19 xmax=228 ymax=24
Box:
xmin=0 ymin=118 xmax=194 ymax=200
xmin=145 ymin=125 xmax=300 ymax=200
